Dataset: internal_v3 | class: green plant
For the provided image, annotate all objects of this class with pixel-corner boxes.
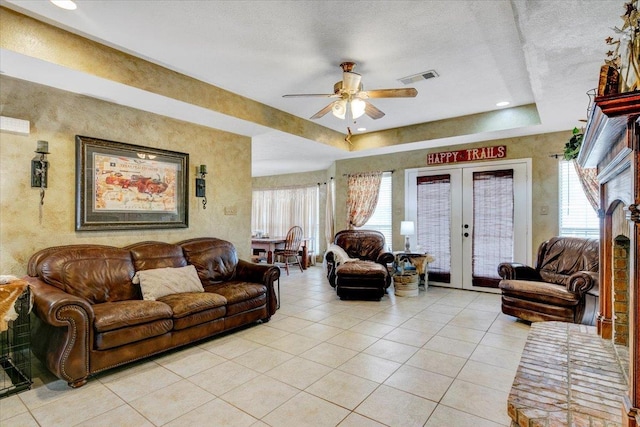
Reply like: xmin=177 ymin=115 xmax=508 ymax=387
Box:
xmin=564 ymin=127 xmax=583 ymax=160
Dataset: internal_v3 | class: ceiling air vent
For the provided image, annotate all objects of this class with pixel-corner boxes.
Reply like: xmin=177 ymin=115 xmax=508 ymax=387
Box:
xmin=399 ymin=70 xmax=439 ymax=85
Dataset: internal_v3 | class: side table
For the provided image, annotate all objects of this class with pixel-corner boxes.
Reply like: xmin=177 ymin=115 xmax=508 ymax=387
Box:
xmin=393 ymin=252 xmax=434 ymax=289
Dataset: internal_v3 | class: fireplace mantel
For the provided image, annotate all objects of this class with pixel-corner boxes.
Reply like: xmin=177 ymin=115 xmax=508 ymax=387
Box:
xmin=578 ymin=90 xmax=639 ymax=427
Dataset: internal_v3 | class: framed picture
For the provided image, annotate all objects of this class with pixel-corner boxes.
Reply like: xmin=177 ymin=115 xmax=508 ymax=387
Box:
xmin=75 ymin=135 xmax=188 ymax=231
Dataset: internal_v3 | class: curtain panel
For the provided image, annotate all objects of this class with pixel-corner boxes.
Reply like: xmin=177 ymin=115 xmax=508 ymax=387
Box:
xmin=572 ymin=160 xmax=599 ymax=212
xmin=325 ymin=178 xmax=335 ymax=246
xmin=252 ymin=185 xmax=319 ymax=252
xmin=346 ymin=171 xmax=383 ymax=229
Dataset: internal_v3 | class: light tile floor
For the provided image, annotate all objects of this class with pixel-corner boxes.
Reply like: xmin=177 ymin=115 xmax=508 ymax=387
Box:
xmin=1 ymin=266 xmax=531 ymax=427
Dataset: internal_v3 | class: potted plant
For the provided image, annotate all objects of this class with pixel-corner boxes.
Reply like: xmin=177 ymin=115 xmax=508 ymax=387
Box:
xmin=564 ymin=127 xmax=583 ymax=160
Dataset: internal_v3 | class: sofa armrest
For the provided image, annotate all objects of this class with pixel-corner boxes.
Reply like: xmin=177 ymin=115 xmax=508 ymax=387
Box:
xmin=567 ymin=271 xmax=599 ymax=297
xmin=497 ymin=263 xmax=542 ymax=281
xmin=235 ymin=260 xmax=280 ymax=315
xmin=325 ymin=251 xmax=336 ymax=264
xmin=324 ymin=252 xmax=337 ymax=287
xmin=24 ymin=276 xmax=94 ymax=387
xmin=376 ymin=251 xmax=395 ymax=265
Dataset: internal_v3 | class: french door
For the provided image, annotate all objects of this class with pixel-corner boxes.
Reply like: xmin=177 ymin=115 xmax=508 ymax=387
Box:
xmin=405 ymin=159 xmax=531 ymax=292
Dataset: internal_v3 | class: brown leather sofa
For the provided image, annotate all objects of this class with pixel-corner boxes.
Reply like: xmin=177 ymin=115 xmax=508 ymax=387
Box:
xmin=498 ymin=236 xmax=599 ymax=325
xmin=24 ymin=237 xmax=279 ymax=388
xmin=325 ymin=230 xmax=394 ymax=300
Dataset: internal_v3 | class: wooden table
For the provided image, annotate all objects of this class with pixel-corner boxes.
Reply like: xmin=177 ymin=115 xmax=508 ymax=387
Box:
xmin=251 ymin=238 xmax=285 ymax=264
xmin=251 ymin=237 xmax=312 ymax=268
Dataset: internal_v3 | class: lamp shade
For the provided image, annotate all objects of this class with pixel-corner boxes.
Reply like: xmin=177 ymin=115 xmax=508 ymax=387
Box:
xmin=400 ymin=221 xmax=415 ymax=236
xmin=332 ymin=99 xmax=347 ymax=119
xmin=351 ymin=98 xmax=366 ymax=119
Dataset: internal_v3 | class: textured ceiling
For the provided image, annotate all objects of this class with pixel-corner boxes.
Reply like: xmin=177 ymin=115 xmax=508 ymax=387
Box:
xmin=0 ymin=0 xmax=623 ymax=176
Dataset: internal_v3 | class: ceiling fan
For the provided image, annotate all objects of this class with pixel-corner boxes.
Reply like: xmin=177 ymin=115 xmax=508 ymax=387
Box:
xmin=283 ymin=62 xmax=418 ymax=121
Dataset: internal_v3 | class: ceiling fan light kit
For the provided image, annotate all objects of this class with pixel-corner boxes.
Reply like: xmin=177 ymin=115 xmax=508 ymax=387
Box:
xmin=283 ymin=61 xmax=417 ymax=122
xmin=332 ymin=99 xmax=347 ymax=119
xmin=350 ymin=98 xmax=366 ymax=119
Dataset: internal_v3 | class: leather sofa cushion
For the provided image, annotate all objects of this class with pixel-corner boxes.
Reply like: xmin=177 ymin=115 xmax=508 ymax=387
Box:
xmin=499 ymin=279 xmax=580 ymax=307
xmin=334 ymin=230 xmax=386 ymax=262
xmin=172 ymin=307 xmax=226 ymax=330
xmin=37 ymin=247 xmax=137 ymax=303
xmin=225 ymin=294 xmax=267 ymax=317
xmin=95 ymin=319 xmax=173 ymax=350
xmin=538 ymin=237 xmax=599 ymax=286
xmin=336 ymin=261 xmax=387 ymax=278
xmin=157 ymin=292 xmax=226 ymax=318
xmin=204 ymin=282 xmax=265 ymax=304
xmin=180 ymin=238 xmax=238 ymax=284
xmin=501 ymin=295 xmax=575 ymax=321
xmin=205 ymin=282 xmax=266 ymax=317
xmin=158 ymin=292 xmax=227 ymax=330
xmin=93 ymin=300 xmax=173 ymax=332
xmin=127 ymin=241 xmax=188 ymax=271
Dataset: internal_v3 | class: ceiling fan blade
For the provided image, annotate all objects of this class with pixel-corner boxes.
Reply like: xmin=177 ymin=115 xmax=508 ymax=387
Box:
xmin=283 ymin=93 xmax=340 ymax=98
xmin=364 ymin=101 xmax=385 ymax=120
xmin=310 ymin=102 xmax=335 ymax=119
xmin=361 ymin=88 xmax=418 ymax=98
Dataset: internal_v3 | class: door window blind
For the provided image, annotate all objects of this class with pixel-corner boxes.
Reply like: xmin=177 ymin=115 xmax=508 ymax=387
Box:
xmin=416 ymin=174 xmax=451 ymax=283
xmin=472 ymin=170 xmax=514 ymax=288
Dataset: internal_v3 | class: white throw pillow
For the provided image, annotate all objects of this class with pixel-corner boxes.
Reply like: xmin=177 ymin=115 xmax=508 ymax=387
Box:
xmin=132 ymin=265 xmax=204 ymax=301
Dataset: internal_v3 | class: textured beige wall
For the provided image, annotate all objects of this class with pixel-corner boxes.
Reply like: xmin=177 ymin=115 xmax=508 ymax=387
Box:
xmin=0 ymin=76 xmax=252 ymax=275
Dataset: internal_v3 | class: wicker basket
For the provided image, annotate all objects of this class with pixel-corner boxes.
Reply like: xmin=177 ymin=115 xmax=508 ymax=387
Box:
xmin=394 ymin=272 xmax=419 ymax=297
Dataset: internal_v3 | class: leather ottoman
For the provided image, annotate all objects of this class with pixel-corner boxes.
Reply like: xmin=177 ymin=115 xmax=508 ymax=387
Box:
xmin=335 ymin=261 xmax=388 ymax=300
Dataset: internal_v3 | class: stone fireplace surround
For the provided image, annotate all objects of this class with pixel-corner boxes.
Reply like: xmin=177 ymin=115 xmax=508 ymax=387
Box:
xmin=507 ymin=92 xmax=639 ymax=426
xmin=575 ymin=92 xmax=638 ymax=425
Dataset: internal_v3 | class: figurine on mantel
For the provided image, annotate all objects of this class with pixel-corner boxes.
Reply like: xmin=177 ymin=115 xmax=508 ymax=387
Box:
xmin=600 ymin=0 xmax=639 ymax=95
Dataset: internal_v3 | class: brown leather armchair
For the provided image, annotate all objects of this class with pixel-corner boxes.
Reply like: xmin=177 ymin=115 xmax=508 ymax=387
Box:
xmin=325 ymin=230 xmax=394 ymax=300
xmin=498 ymin=236 xmax=599 ymax=325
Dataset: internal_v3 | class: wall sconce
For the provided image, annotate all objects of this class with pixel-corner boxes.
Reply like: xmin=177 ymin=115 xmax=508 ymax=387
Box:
xmin=31 ymin=140 xmax=49 ymax=205
xmin=196 ymin=164 xmax=207 ymax=209
xmin=400 ymin=220 xmax=415 ymax=252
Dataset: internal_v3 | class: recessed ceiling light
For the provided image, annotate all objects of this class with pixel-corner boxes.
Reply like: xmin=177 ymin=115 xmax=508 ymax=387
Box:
xmin=50 ymin=0 xmax=77 ymax=10
xmin=357 ymin=127 xmax=366 ymax=132
xmin=496 ymin=101 xmax=510 ymax=107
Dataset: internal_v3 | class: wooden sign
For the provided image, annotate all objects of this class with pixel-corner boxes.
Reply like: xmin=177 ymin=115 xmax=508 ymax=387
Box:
xmin=426 ymin=145 xmax=506 ymax=165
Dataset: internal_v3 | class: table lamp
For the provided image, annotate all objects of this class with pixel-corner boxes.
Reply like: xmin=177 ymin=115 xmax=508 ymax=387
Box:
xmin=400 ymin=221 xmax=415 ymax=252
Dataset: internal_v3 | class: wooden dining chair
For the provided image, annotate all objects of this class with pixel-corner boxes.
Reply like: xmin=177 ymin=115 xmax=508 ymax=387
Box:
xmin=274 ymin=226 xmax=304 ymax=275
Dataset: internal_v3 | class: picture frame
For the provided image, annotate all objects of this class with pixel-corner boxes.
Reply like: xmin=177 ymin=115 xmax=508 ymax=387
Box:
xmin=75 ymin=135 xmax=188 ymax=231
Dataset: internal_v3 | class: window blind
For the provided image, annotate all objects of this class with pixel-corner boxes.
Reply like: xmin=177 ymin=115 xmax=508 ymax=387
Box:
xmin=416 ymin=174 xmax=451 ymax=283
xmin=559 ymin=161 xmax=599 ymax=238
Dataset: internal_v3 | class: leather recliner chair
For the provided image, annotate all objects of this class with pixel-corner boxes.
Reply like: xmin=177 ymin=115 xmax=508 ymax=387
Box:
xmin=325 ymin=230 xmax=394 ymax=300
xmin=498 ymin=236 xmax=599 ymax=325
